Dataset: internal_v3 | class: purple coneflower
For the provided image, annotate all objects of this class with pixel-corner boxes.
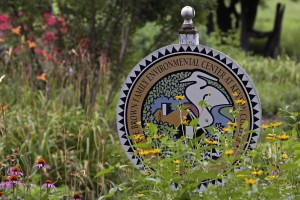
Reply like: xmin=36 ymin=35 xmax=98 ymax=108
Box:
xmin=42 ymin=180 xmax=56 ymax=189
xmin=73 ymin=193 xmax=82 ymax=200
xmin=33 ymin=158 xmax=50 ymax=170
xmin=9 ymin=166 xmax=24 ymax=176
xmin=7 ymin=175 xmax=24 ymax=188
xmin=0 ymin=176 xmax=10 ymax=189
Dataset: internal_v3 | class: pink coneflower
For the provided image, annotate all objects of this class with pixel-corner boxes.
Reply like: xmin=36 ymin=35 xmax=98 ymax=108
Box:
xmin=73 ymin=193 xmax=82 ymax=200
xmin=0 ymin=176 xmax=10 ymax=189
xmin=0 ymin=23 xmax=12 ymax=31
xmin=9 ymin=166 xmax=24 ymax=176
xmin=42 ymin=180 xmax=56 ymax=189
xmin=33 ymin=158 xmax=50 ymax=170
xmin=7 ymin=175 xmax=24 ymax=188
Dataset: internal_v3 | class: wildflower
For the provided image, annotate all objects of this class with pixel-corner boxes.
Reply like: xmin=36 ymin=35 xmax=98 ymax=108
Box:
xmin=204 ymin=138 xmax=218 ymax=145
xmin=236 ymin=174 xmax=247 ymax=177
xmin=186 ymin=109 xmax=190 ymax=113
xmin=281 ymin=152 xmax=288 ymax=159
xmin=265 ymin=175 xmax=278 ymax=180
xmin=0 ymin=176 xmax=10 ymax=189
xmin=36 ymin=73 xmax=47 ymax=82
xmin=224 ymin=149 xmax=234 ymax=155
xmin=252 ymin=170 xmax=264 ymax=175
xmin=235 ymin=99 xmax=247 ymax=105
xmin=73 ymin=193 xmax=82 ymax=200
xmin=150 ymin=148 xmax=161 ymax=154
xmin=232 ymin=91 xmax=239 ymax=97
xmin=261 ymin=124 xmax=270 ymax=129
xmin=277 ymin=134 xmax=289 ymax=141
xmin=266 ymin=134 xmax=276 ymax=141
xmin=33 ymin=158 xmax=50 ymax=169
xmin=146 ymin=123 xmax=150 ymax=127
xmin=133 ymin=134 xmax=145 ymax=142
xmin=9 ymin=166 xmax=24 ymax=176
xmin=172 ymin=160 xmax=181 ymax=164
xmin=139 ymin=149 xmax=150 ymax=155
xmin=229 ymin=109 xmax=233 ymax=114
xmin=0 ymin=23 xmax=11 ymax=31
xmin=244 ymin=178 xmax=257 ymax=185
xmin=8 ymin=175 xmax=24 ymax=187
xmin=222 ymin=127 xmax=231 ymax=133
xmin=136 ymin=193 xmax=145 ymax=197
xmin=136 ymin=121 xmax=141 ymax=125
xmin=227 ymin=121 xmax=237 ymax=127
xmin=43 ymin=31 xmax=57 ymax=41
xmin=46 ymin=16 xmax=57 ymax=26
xmin=175 ymin=95 xmax=184 ymax=100
xmin=11 ymin=26 xmax=21 ymax=35
xmin=27 ymin=40 xmax=37 ymax=48
xmin=42 ymin=180 xmax=56 ymax=188
xmin=151 ymin=135 xmax=161 ymax=139
xmin=270 ymin=121 xmax=282 ymax=127
xmin=0 ymin=14 xmax=9 ymax=23
xmin=182 ymin=120 xmax=189 ymax=125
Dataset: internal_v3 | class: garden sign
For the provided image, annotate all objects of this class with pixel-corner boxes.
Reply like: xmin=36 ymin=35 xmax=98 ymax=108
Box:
xmin=117 ymin=6 xmax=262 ymax=191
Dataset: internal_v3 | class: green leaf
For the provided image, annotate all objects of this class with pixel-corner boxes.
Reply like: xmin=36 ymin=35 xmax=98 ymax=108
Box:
xmin=242 ymin=120 xmax=249 ymax=129
xmin=149 ymin=123 xmax=158 ymax=135
xmin=189 ymin=118 xmax=199 ymax=128
xmin=94 ymin=167 xmax=114 ymax=178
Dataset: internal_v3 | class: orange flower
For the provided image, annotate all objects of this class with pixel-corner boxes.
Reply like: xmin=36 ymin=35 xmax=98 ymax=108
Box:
xmin=36 ymin=73 xmax=47 ymax=82
xmin=1 ymin=105 xmax=8 ymax=111
xmin=11 ymin=26 xmax=21 ymax=35
xmin=27 ymin=40 xmax=37 ymax=48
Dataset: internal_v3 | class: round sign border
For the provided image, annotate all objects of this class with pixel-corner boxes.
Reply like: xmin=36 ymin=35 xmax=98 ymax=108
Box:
xmin=116 ymin=44 xmax=262 ymax=191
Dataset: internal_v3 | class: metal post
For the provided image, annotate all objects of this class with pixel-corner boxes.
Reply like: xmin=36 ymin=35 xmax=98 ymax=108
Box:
xmin=179 ymin=6 xmax=199 ymax=45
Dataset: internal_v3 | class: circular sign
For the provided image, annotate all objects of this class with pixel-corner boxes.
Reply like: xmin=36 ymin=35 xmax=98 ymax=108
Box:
xmin=117 ymin=44 xmax=262 ymax=191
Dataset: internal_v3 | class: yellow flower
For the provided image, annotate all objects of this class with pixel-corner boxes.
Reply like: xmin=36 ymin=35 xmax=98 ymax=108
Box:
xmin=182 ymin=120 xmax=189 ymax=125
xmin=133 ymin=134 xmax=145 ymax=142
xmin=266 ymin=133 xmax=276 ymax=141
xmin=277 ymin=134 xmax=289 ymax=141
xmin=204 ymin=138 xmax=218 ymax=145
xmin=186 ymin=109 xmax=190 ymax=113
xmin=235 ymin=99 xmax=247 ymax=105
xmin=136 ymin=193 xmax=145 ymax=197
xmin=139 ymin=149 xmax=150 ymax=155
xmin=172 ymin=159 xmax=181 ymax=164
xmin=281 ymin=153 xmax=288 ymax=159
xmin=36 ymin=73 xmax=47 ymax=82
xmin=150 ymin=148 xmax=161 ymax=154
xmin=224 ymin=149 xmax=234 ymax=155
xmin=245 ymin=178 xmax=257 ymax=185
xmin=11 ymin=26 xmax=21 ymax=35
xmin=252 ymin=170 xmax=264 ymax=175
xmin=151 ymin=135 xmax=161 ymax=139
xmin=146 ymin=123 xmax=150 ymax=127
xmin=175 ymin=95 xmax=184 ymax=100
xmin=261 ymin=124 xmax=270 ymax=129
xmin=227 ymin=122 xmax=237 ymax=127
xmin=265 ymin=175 xmax=278 ymax=180
xmin=236 ymin=174 xmax=247 ymax=177
xmin=229 ymin=109 xmax=233 ymax=114
xmin=232 ymin=91 xmax=239 ymax=97
xmin=222 ymin=127 xmax=231 ymax=133
xmin=136 ymin=121 xmax=141 ymax=125
xmin=270 ymin=121 xmax=282 ymax=127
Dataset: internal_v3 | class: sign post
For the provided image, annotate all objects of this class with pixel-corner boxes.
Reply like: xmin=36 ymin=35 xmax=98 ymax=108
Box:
xmin=117 ymin=6 xmax=262 ymax=191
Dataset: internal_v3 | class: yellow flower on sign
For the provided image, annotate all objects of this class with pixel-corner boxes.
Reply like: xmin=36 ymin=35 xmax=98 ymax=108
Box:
xmin=245 ymin=178 xmax=257 ymax=185
xmin=235 ymin=99 xmax=247 ymax=105
xmin=136 ymin=193 xmax=145 ymax=197
xmin=277 ymin=134 xmax=289 ymax=141
xmin=175 ymin=95 xmax=184 ymax=100
xmin=139 ymin=149 xmax=150 ymax=155
xmin=270 ymin=121 xmax=282 ymax=127
xmin=150 ymin=148 xmax=161 ymax=154
xmin=224 ymin=149 xmax=234 ymax=155
xmin=222 ymin=127 xmax=231 ymax=133
xmin=173 ymin=159 xmax=181 ymax=164
xmin=136 ymin=121 xmax=141 ymax=125
xmin=133 ymin=134 xmax=145 ymax=142
xmin=229 ymin=109 xmax=233 ymax=114
xmin=182 ymin=120 xmax=189 ymax=125
xmin=252 ymin=170 xmax=264 ymax=175
xmin=227 ymin=122 xmax=237 ymax=127
xmin=261 ymin=124 xmax=270 ymax=129
xmin=232 ymin=91 xmax=239 ymax=97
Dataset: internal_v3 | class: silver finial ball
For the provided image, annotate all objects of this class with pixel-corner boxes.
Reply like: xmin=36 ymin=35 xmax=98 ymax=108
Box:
xmin=181 ymin=6 xmax=195 ymax=20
